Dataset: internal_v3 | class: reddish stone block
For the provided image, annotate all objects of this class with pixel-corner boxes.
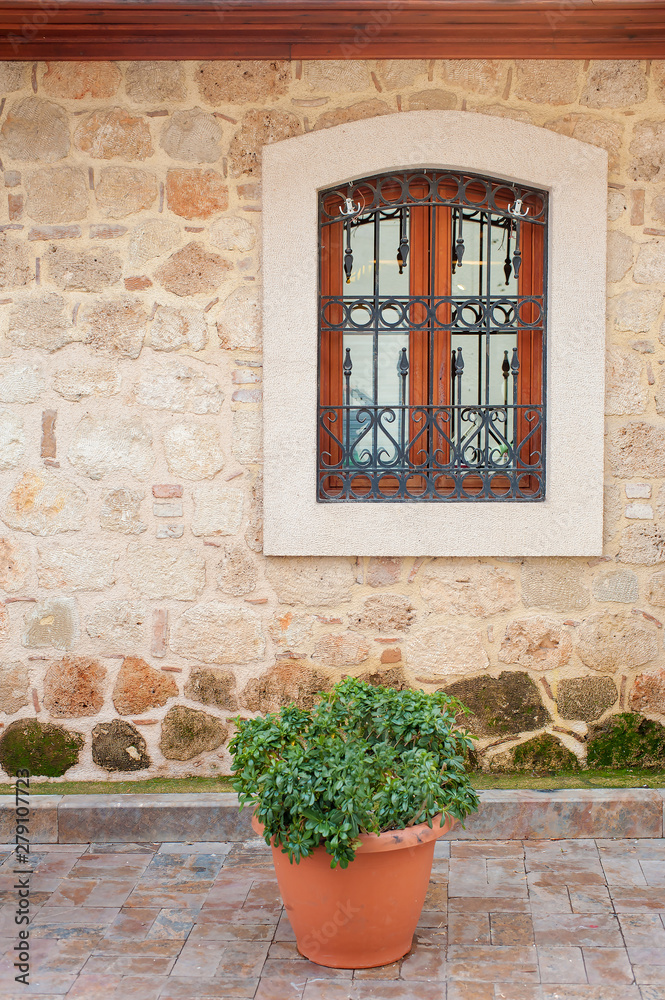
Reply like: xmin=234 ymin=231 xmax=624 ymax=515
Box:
xmin=125 ymin=276 xmax=153 ymax=291
xmin=41 ymin=409 xmax=57 ymax=458
xmin=152 ymin=484 xmax=183 ymax=499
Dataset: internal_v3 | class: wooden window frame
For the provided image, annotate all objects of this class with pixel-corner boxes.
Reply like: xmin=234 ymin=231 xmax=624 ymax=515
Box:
xmin=318 ymin=171 xmax=547 ymax=502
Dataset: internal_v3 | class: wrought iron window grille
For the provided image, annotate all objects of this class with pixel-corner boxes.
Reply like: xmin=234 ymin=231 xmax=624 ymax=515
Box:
xmin=318 ymin=170 xmax=548 ymax=502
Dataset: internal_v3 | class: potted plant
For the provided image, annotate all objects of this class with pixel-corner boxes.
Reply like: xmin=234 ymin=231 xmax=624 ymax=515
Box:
xmin=230 ymin=676 xmax=479 ymax=968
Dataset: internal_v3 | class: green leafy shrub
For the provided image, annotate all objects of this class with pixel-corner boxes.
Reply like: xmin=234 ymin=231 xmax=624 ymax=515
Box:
xmin=230 ymin=676 xmax=479 ymax=868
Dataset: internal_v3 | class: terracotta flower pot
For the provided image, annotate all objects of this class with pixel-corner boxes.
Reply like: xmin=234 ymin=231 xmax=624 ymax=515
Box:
xmin=251 ymin=811 xmax=456 ymax=968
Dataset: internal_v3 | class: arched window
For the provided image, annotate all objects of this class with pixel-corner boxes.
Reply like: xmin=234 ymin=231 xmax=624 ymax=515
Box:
xmin=318 ymin=170 xmax=547 ymax=502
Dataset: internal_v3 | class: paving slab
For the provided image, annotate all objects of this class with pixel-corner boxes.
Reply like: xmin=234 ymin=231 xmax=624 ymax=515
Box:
xmin=0 ymin=835 xmax=655 ymax=997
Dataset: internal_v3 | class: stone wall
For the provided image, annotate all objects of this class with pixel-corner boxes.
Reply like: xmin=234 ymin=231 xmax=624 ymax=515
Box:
xmin=0 ymin=58 xmax=664 ymax=778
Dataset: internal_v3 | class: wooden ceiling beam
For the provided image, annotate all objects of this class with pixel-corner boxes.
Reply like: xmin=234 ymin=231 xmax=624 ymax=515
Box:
xmin=1 ymin=0 xmax=664 ymax=60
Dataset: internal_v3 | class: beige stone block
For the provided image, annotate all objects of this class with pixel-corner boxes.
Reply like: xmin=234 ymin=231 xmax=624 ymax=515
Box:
xmin=22 ymin=596 xmax=79 ymax=650
xmin=607 ymin=189 xmax=627 ymax=221
xmin=171 ymin=601 xmax=265 ymax=663
xmin=150 ymin=305 xmax=207 ymax=352
xmin=312 ymin=631 xmax=369 ymax=667
xmin=634 ymin=239 xmax=665 ymax=284
xmin=94 ymin=166 xmax=158 ymax=219
xmin=365 ymin=556 xmax=402 ymax=587
xmin=85 ymin=600 xmax=146 ymax=644
xmin=125 ymin=61 xmax=186 ymax=103
xmin=0 ymin=98 xmax=70 ymax=162
xmin=209 ymin=216 xmax=257 ymax=253
xmin=406 ymin=623 xmax=488 ymax=680
xmin=609 ymin=288 xmax=664 ymax=333
xmin=0 ymin=662 xmax=29 ymax=714
xmin=68 ymin=414 xmax=154 ymax=481
xmin=215 ymin=543 xmax=257 ymax=596
xmin=184 ymin=667 xmax=237 ymax=710
xmin=7 ymin=293 xmax=80 ymax=353
xmin=313 ymin=100 xmax=391 ymax=132
xmin=617 ymin=523 xmax=665 ymax=565
xmin=191 ymin=483 xmax=243 ymax=537
xmin=128 ymin=218 xmax=182 ymax=264
xmin=229 ymin=109 xmax=303 ymax=176
xmin=126 ymin=544 xmax=206 ymax=601
xmin=630 ymin=121 xmax=665 ymax=183
xmin=349 ymin=594 xmax=414 ymax=633
xmin=166 ymin=168 xmax=228 ymax=220
xmin=245 ymin=470 xmax=263 ymax=553
xmin=608 ymin=422 xmax=665 ymax=478
xmin=2 ymin=470 xmax=87 ymax=536
xmin=582 ymin=60 xmax=647 ymax=108
xmin=0 ymin=235 xmax=31 ymax=289
xmin=43 ymin=656 xmax=106 ymax=717
xmin=160 ymin=705 xmax=228 ymax=760
xmin=25 ymin=165 xmax=88 ymax=223
xmin=0 ymin=363 xmax=44 ymax=404
xmin=437 ymin=59 xmax=505 ymax=94
xmin=112 ymin=655 xmax=177 ymax=715
xmin=630 ymin=666 xmax=665 ymax=716
xmin=42 ymin=62 xmax=121 ymax=99
xmin=648 ymin=571 xmax=665 ymax=607
xmin=163 ymin=419 xmax=225 ymax=480
xmin=521 ymin=559 xmax=590 ymax=611
xmin=265 ymin=555 xmax=356 ymax=606
xmin=241 ymin=661 xmax=332 ymax=712
xmin=605 ymin=348 xmax=646 ymax=415
xmin=375 ymin=60 xmax=427 ymax=90
xmin=0 ymin=410 xmax=24 ymax=470
xmin=606 ymin=230 xmax=634 ymax=283
xmin=626 ymin=483 xmax=651 ymax=499
xmin=81 ymin=298 xmax=148 ymax=359
xmin=232 ymin=409 xmax=262 ymax=465
xmin=407 ymin=90 xmax=456 ymax=111
xmin=0 ymin=63 xmax=28 ymax=94
xmin=266 ymin=611 xmax=313 ymax=653
xmin=0 ymin=604 xmax=8 ymax=639
xmin=592 ymin=569 xmax=639 ymax=603
xmin=514 ymin=60 xmax=581 ymax=104
xmin=198 ymin=59 xmax=290 ymax=103
xmin=100 ymin=488 xmax=146 ymax=535
xmin=545 ymin=113 xmax=626 ymax=173
xmin=53 ymin=366 xmax=121 ymax=402
xmin=576 ymin=612 xmax=658 ymax=673
xmin=155 ymin=241 xmax=231 ymax=297
xmin=160 ymin=108 xmax=223 ymax=163
xmin=421 ymin=562 xmax=519 ymax=617
xmin=74 ymin=107 xmax=152 ymax=160
xmin=625 ymin=503 xmax=653 ymax=519
xmin=470 ymin=104 xmax=532 ymax=123
xmin=306 ymin=61 xmax=371 ymax=93
xmin=44 ymin=244 xmax=122 ymax=293
xmin=604 ymin=481 xmax=622 ymax=546
xmin=37 ymin=544 xmax=117 ymax=592
xmin=0 ymin=536 xmax=30 ymax=593
xmin=134 ymin=360 xmax=223 ymax=414
xmin=217 ymin=286 xmax=260 ymax=351
xmin=498 ymin=616 xmax=572 ymax=670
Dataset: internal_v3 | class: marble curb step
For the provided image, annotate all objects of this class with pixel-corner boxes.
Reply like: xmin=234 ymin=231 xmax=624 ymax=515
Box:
xmin=0 ymin=788 xmax=663 ymax=844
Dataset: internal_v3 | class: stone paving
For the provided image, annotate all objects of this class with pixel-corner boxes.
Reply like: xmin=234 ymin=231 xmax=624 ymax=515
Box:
xmin=0 ymin=838 xmax=663 ymax=999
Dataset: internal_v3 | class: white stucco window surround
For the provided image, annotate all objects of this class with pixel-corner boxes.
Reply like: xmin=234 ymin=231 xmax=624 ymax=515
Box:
xmin=262 ymin=111 xmax=607 ymax=557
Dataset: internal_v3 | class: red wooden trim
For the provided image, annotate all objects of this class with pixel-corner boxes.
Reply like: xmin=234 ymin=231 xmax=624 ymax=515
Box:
xmin=1 ymin=1 xmax=664 ymax=60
